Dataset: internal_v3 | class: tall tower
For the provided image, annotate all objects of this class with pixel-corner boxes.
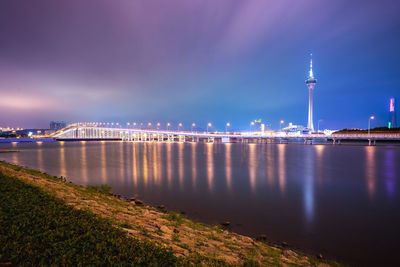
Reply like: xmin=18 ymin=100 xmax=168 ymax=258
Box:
xmin=306 ymin=54 xmax=317 ymax=131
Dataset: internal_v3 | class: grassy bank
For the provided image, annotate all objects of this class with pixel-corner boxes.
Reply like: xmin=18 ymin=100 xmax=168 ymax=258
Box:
xmin=0 ymin=168 xmax=178 ymax=266
xmin=0 ymin=161 xmax=341 ymax=266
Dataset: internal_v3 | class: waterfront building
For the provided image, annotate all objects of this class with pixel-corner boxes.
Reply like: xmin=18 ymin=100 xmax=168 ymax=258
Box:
xmin=282 ymin=122 xmax=307 ymax=135
xmin=388 ymin=97 xmax=397 ymax=128
xmin=306 ymin=54 xmax=317 ymax=132
xmin=50 ymin=121 xmax=66 ymax=131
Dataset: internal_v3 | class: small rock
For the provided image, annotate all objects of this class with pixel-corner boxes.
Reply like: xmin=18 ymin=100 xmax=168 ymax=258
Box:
xmin=281 ymin=241 xmax=289 ymax=247
xmin=157 ymin=205 xmax=165 ymax=210
xmin=221 ymin=221 xmax=230 ymax=227
xmin=173 ymin=228 xmax=179 ymax=233
xmin=134 ymin=199 xmax=143 ymax=205
xmin=317 ymin=253 xmax=323 ymax=259
xmin=160 ymin=225 xmax=171 ymax=234
xmin=283 ymin=249 xmax=297 ymax=257
xmin=130 ymin=197 xmax=135 ymax=201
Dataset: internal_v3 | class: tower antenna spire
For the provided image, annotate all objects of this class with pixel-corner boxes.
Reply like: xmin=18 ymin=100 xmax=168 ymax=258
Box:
xmin=309 ymin=53 xmax=313 ymax=78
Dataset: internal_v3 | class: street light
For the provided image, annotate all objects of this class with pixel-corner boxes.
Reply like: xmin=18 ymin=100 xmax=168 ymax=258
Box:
xmin=157 ymin=122 xmax=160 ymax=129
xmin=207 ymin=123 xmax=212 ymax=133
xmin=280 ymin=120 xmax=284 ymax=131
xmin=191 ymin=123 xmax=196 ymax=132
xmin=178 ymin=123 xmax=183 ymax=131
xmin=368 ymin=116 xmax=375 ymax=136
xmin=226 ymin=122 xmax=230 ymax=133
xmin=250 ymin=121 xmax=255 ymax=132
xmin=167 ymin=122 xmax=171 ymax=130
xmin=318 ymin=119 xmax=323 ymax=133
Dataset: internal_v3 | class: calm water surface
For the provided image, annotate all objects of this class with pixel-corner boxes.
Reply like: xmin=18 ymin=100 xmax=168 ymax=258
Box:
xmin=1 ymin=141 xmax=399 ymax=266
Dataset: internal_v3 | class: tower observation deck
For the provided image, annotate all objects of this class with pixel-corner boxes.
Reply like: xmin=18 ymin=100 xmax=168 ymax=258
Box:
xmin=306 ymin=54 xmax=317 ymax=132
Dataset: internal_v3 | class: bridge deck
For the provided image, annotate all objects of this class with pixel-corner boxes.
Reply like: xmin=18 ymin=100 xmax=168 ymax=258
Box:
xmin=51 ymin=126 xmax=400 ymax=145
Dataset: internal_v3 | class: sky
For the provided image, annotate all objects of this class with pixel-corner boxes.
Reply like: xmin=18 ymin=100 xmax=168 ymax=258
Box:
xmin=0 ymin=0 xmax=399 ymax=130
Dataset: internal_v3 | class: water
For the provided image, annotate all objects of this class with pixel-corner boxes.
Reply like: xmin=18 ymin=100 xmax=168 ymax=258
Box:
xmin=1 ymin=141 xmax=399 ymax=266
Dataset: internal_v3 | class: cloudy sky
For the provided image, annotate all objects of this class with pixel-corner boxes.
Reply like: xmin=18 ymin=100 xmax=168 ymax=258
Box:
xmin=0 ymin=0 xmax=399 ymax=130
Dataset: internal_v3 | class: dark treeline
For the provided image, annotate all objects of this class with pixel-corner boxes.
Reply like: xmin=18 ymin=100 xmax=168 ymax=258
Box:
xmin=335 ymin=127 xmax=400 ymax=134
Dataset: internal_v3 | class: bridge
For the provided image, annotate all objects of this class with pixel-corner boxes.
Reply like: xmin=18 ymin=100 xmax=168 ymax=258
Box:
xmin=52 ymin=124 xmax=400 ymax=146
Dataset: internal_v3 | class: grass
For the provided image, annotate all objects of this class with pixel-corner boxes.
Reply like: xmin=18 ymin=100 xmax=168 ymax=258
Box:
xmin=206 ymin=233 xmax=223 ymax=242
xmin=163 ymin=212 xmax=184 ymax=225
xmin=0 ymin=171 xmax=180 ymax=266
xmin=86 ymin=184 xmax=112 ymax=194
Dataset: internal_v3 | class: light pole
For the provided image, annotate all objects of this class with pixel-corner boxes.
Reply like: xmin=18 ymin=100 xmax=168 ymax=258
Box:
xmin=178 ymin=123 xmax=183 ymax=131
xmin=225 ymin=122 xmax=230 ymax=133
xmin=167 ymin=122 xmax=171 ymax=131
xmin=207 ymin=123 xmax=212 ymax=133
xmin=280 ymin=120 xmax=284 ymax=131
xmin=157 ymin=122 xmax=160 ymax=130
xmin=191 ymin=123 xmax=196 ymax=132
xmin=250 ymin=121 xmax=255 ymax=132
xmin=148 ymin=122 xmax=152 ymax=129
xmin=318 ymin=119 xmax=323 ymax=133
xmin=368 ymin=116 xmax=375 ymax=136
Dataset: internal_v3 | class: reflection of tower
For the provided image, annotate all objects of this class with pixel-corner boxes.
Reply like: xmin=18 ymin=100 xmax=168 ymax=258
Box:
xmin=306 ymin=54 xmax=317 ymax=131
xmin=388 ymin=98 xmax=397 ymax=128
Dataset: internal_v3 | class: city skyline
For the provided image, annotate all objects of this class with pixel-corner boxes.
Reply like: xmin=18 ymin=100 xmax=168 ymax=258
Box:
xmin=0 ymin=0 xmax=399 ymax=129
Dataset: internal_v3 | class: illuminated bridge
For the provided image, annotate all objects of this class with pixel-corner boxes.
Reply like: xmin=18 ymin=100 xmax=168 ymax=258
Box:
xmin=52 ymin=124 xmax=400 ymax=146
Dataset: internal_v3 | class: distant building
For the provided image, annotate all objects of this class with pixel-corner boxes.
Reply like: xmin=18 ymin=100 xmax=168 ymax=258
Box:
xmin=252 ymin=119 xmax=263 ymax=131
xmin=282 ymin=122 xmax=307 ymax=132
xmin=50 ymin=121 xmax=66 ymax=131
xmin=388 ymin=98 xmax=397 ymax=128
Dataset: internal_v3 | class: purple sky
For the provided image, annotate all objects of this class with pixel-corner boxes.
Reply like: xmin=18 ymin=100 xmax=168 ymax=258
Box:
xmin=0 ymin=0 xmax=399 ymax=130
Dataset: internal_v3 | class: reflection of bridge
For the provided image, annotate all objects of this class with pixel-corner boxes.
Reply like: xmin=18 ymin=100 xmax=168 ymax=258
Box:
xmin=52 ymin=124 xmax=400 ymax=145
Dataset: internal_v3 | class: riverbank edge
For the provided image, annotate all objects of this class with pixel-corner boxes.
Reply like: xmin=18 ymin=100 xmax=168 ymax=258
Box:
xmin=0 ymin=161 xmax=341 ymax=266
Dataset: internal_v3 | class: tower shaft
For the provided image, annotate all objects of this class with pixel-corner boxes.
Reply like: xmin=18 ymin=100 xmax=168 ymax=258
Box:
xmin=307 ymin=85 xmax=315 ymax=131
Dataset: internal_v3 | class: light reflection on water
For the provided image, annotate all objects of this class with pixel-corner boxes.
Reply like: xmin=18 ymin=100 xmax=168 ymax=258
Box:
xmin=278 ymin=144 xmax=286 ymax=195
xmin=1 ymin=141 xmax=400 ymax=266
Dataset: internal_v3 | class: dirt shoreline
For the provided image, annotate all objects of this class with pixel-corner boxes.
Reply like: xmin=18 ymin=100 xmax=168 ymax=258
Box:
xmin=0 ymin=161 xmax=341 ymax=266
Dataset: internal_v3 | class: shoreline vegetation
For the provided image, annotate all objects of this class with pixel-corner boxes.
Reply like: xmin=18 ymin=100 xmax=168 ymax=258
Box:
xmin=0 ymin=161 xmax=341 ymax=266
